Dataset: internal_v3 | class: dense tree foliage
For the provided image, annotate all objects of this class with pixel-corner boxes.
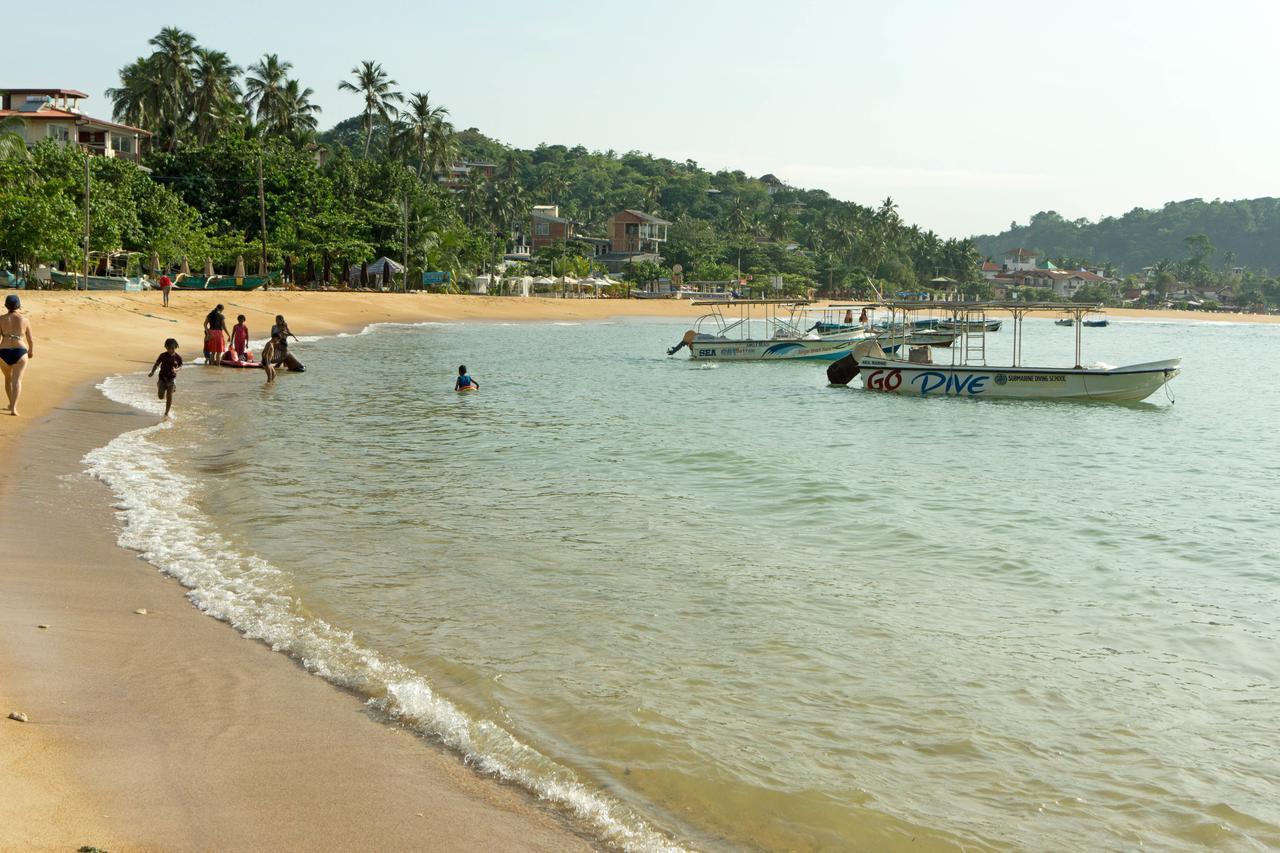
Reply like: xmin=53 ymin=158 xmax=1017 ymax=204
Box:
xmin=975 ymin=198 xmax=1280 ymax=275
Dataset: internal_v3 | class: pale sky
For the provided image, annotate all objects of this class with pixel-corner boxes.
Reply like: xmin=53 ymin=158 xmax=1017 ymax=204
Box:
xmin=6 ymin=0 xmax=1279 ymax=237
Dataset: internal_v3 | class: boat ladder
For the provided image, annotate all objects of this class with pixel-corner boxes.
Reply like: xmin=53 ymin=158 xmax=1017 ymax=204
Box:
xmin=962 ymin=312 xmax=987 ymax=365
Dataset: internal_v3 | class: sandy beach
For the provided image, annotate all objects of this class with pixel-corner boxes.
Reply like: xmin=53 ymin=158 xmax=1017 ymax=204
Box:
xmin=0 ymin=290 xmax=1271 ymax=850
xmin=0 ymin=291 xmax=707 ymax=851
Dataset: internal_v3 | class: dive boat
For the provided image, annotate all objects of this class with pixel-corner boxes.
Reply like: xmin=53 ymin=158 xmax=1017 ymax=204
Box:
xmin=827 ymin=301 xmax=1179 ymax=402
xmin=667 ymin=300 xmax=865 ymax=362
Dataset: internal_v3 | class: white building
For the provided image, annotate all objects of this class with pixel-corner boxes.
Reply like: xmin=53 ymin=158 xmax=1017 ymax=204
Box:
xmin=0 ymin=87 xmax=150 ymax=161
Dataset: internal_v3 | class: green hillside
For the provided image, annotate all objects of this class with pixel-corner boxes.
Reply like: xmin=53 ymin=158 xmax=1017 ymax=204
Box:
xmin=974 ymin=198 xmax=1280 ymax=274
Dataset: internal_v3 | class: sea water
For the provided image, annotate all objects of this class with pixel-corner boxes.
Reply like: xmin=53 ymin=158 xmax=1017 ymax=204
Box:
xmin=90 ymin=317 xmax=1280 ymax=851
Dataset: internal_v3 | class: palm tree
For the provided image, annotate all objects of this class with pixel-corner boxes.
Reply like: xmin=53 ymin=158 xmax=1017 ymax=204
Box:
xmin=190 ymin=48 xmax=243 ymax=145
xmin=0 ymin=116 xmax=29 ymax=162
xmin=461 ymin=176 xmax=488 ymax=227
xmin=426 ymin=120 xmax=458 ymax=183
xmin=272 ymin=79 xmax=321 ymax=140
xmin=500 ymin=149 xmax=521 ymax=181
xmin=337 ymin=61 xmax=403 ymax=158
xmin=147 ymin=27 xmax=198 ymax=150
xmin=391 ymin=92 xmax=448 ymax=177
xmin=107 ymin=56 xmax=165 ymax=136
xmin=245 ymin=54 xmax=293 ymax=128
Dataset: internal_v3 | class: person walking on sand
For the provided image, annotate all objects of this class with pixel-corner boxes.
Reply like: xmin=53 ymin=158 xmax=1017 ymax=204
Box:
xmin=259 ymin=333 xmax=279 ymax=383
xmin=204 ymin=304 xmax=228 ymax=365
xmin=231 ymin=314 xmax=250 ymax=361
xmin=147 ymin=338 xmax=183 ymax=419
xmin=455 ymin=364 xmax=479 ymax=391
xmin=158 ymin=272 xmax=173 ymax=307
xmin=0 ymin=294 xmax=34 ymax=417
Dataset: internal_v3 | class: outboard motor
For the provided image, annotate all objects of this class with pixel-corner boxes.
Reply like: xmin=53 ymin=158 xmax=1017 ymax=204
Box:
xmin=826 ymin=353 xmax=860 ymax=386
xmin=667 ymin=329 xmax=697 ymax=356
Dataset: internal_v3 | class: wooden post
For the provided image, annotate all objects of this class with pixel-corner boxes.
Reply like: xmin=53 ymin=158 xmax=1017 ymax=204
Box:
xmin=82 ymin=147 xmax=90 ymax=291
xmin=257 ymin=152 xmax=268 ymax=275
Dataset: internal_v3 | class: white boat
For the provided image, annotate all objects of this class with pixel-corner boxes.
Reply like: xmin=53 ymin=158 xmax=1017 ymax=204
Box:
xmin=827 ymin=301 xmax=1180 ymax=402
xmin=668 ymin=300 xmax=865 ymax=362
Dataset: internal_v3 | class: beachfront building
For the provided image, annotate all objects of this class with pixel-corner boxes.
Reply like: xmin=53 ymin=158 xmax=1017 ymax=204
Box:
xmin=530 ymin=205 xmax=574 ymax=251
xmin=596 ymin=209 xmax=670 ymax=272
xmin=0 ymin=87 xmax=150 ymax=161
xmin=1002 ymin=248 xmax=1039 ymax=271
xmin=994 ymin=268 xmax=1106 ymax=298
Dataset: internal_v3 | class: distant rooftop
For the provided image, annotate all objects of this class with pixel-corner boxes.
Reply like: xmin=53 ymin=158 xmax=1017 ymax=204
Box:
xmin=618 ymin=209 xmax=672 ymax=225
xmin=0 ymin=87 xmax=90 ymax=98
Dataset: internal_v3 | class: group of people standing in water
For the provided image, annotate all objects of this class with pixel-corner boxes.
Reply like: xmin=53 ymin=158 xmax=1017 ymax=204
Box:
xmin=147 ymin=305 xmax=305 ymax=418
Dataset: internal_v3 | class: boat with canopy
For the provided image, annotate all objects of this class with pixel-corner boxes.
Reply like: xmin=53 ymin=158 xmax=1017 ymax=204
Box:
xmin=826 ymin=300 xmax=1179 ymax=402
xmin=667 ymin=300 xmax=867 ymax=362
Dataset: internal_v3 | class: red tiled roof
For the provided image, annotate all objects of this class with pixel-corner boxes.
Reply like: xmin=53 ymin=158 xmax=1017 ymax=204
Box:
xmin=1004 ymin=248 xmax=1038 ymax=257
xmin=0 ymin=88 xmax=90 ymax=98
xmin=981 ymin=261 xmax=1001 ymax=271
xmin=0 ymin=109 xmax=151 ymax=136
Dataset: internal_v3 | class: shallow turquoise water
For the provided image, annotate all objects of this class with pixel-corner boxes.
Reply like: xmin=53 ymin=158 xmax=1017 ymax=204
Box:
xmin=108 ymin=316 xmax=1280 ymax=850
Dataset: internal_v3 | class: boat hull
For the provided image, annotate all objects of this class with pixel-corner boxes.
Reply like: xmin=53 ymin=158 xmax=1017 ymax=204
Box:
xmin=689 ymin=337 xmax=859 ymax=362
xmin=174 ymin=273 xmax=278 ymax=291
xmin=855 ymin=357 xmax=1182 ymax=402
xmin=50 ymin=270 xmax=145 ymax=291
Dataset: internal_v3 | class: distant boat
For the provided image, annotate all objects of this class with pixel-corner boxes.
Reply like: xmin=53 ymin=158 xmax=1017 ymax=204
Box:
xmin=667 ymin=300 xmax=864 ymax=362
xmin=1082 ymin=318 xmax=1110 ymax=327
xmin=1055 ymin=318 xmax=1074 ymax=327
xmin=173 ymin=272 xmax=279 ymax=291
xmin=50 ymin=269 xmax=146 ymax=292
xmin=938 ymin=318 xmax=1002 ymax=333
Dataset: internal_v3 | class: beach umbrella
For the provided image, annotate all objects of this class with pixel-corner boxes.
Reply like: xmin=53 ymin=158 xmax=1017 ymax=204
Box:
xmin=321 ymin=254 xmax=331 ymax=285
xmin=234 ymin=255 xmax=246 ymax=278
xmin=257 ymin=256 xmax=267 ymax=276
xmin=151 ymin=251 xmax=161 ymax=275
xmin=306 ymin=258 xmax=316 ymax=287
xmin=283 ymin=255 xmax=294 ymax=283
xmin=204 ymin=257 xmax=214 ymax=277
xmin=533 ymin=275 xmax=554 ymax=285
xmin=360 ymin=261 xmax=369 ymax=287
xmin=381 ymin=260 xmax=392 ymax=288
xmin=180 ymin=257 xmax=190 ymax=276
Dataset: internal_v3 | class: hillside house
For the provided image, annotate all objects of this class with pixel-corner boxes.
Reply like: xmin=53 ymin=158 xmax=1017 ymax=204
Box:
xmin=0 ymin=87 xmax=149 ymax=161
xmin=599 ymin=209 xmax=670 ymax=273
xmin=530 ymin=205 xmax=574 ymax=251
xmin=436 ymin=160 xmax=497 ymax=191
xmin=1002 ymin=248 xmax=1039 ymax=271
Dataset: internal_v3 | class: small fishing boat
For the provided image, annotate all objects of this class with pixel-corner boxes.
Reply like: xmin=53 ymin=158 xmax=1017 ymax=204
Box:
xmin=667 ymin=300 xmax=864 ymax=362
xmin=49 ymin=269 xmax=146 ymax=292
xmin=1055 ymin=318 xmax=1074 ymax=327
xmin=938 ymin=318 xmax=1002 ymax=333
xmin=827 ymin=301 xmax=1179 ymax=402
xmin=174 ymin=272 xmax=279 ymax=291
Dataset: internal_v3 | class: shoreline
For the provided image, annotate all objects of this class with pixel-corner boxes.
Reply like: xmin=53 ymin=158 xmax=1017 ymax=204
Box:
xmin=0 ymin=380 xmax=600 ymax=850
xmin=0 ymin=292 xmax=711 ymax=851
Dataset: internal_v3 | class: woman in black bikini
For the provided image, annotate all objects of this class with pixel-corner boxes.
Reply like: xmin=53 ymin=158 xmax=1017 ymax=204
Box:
xmin=0 ymin=294 xmax=34 ymax=416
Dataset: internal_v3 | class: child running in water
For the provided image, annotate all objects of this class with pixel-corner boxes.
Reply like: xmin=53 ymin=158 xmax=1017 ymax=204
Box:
xmin=259 ymin=333 xmax=279 ymax=383
xmin=231 ymin=315 xmax=249 ymax=360
xmin=147 ymin=338 xmax=183 ymax=418
xmin=455 ymin=364 xmax=479 ymax=391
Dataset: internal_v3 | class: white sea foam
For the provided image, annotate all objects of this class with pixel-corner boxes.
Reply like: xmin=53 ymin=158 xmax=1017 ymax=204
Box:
xmin=90 ymin=368 xmax=684 ymax=853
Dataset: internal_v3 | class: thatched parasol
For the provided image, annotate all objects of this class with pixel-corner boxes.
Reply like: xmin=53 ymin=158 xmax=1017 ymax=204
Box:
xmin=234 ymin=255 xmax=246 ymax=278
xmin=180 ymin=257 xmax=190 ymax=276
xmin=151 ymin=251 xmax=161 ymax=275
xmin=257 ymin=256 xmax=267 ymax=276
xmin=360 ymin=261 xmax=369 ymax=287
xmin=283 ymin=256 xmax=294 ymax=283
xmin=381 ymin=260 xmax=392 ymax=288
xmin=321 ymin=254 xmax=331 ymax=285
xmin=305 ymin=258 xmax=316 ymax=287
xmin=204 ymin=257 xmax=215 ymax=277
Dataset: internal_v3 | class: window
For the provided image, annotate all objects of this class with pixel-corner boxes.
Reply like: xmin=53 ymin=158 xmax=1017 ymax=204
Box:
xmin=535 ymin=222 xmax=550 ymax=236
xmin=47 ymin=124 xmax=70 ymax=143
xmin=111 ymin=134 xmax=135 ymax=154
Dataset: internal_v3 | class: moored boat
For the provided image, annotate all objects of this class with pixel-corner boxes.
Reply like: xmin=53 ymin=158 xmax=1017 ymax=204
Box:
xmin=668 ymin=300 xmax=865 ymax=362
xmin=50 ymin=269 xmax=146 ymax=292
xmin=174 ymin=272 xmax=279 ymax=291
xmin=827 ymin=301 xmax=1179 ymax=402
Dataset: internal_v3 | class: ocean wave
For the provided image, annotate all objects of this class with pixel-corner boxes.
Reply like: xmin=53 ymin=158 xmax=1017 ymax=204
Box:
xmin=90 ymin=370 xmax=683 ymax=853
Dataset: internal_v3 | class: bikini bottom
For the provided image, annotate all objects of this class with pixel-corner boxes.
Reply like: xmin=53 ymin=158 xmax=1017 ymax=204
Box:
xmin=0 ymin=347 xmax=27 ymax=366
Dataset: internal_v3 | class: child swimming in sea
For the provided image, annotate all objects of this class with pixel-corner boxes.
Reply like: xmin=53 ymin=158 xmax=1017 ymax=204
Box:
xmin=147 ymin=338 xmax=182 ymax=418
xmin=455 ymin=364 xmax=479 ymax=391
